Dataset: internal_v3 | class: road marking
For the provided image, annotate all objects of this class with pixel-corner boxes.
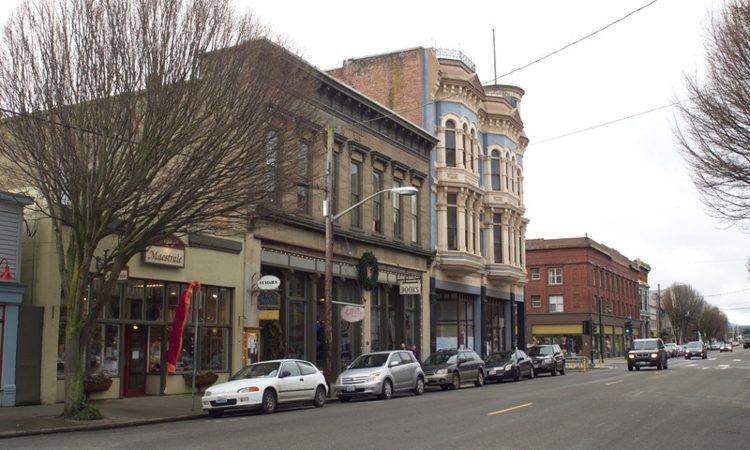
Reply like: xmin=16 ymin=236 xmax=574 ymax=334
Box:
xmin=719 ymin=365 xmax=729 ymax=370
xmin=606 ymin=380 xmax=623 ymax=385
xmin=733 ymin=359 xmax=742 ymax=362
xmin=488 ymin=403 xmax=533 ymax=416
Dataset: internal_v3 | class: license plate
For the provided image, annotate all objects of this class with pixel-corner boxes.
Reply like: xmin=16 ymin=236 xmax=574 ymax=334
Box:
xmin=346 ymin=386 xmax=355 ymax=392
xmin=533 ymin=364 xmax=539 ymax=369
xmin=215 ymin=397 xmax=227 ymax=404
xmin=488 ymin=370 xmax=496 ymax=375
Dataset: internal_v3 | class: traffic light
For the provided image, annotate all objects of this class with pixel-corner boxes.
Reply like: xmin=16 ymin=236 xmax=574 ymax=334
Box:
xmin=625 ymin=321 xmax=632 ymax=335
xmin=594 ymin=323 xmax=600 ymax=334
xmin=582 ymin=319 xmax=592 ymax=335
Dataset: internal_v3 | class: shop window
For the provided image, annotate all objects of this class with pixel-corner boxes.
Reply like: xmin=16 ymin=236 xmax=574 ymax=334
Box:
xmin=173 ymin=326 xmax=195 ymax=372
xmin=218 ymin=288 xmax=230 ymax=324
xmin=89 ymin=324 xmax=120 ymax=376
xmin=166 ymin=283 xmax=180 ymax=322
xmin=203 ymin=286 xmax=218 ymax=323
xmin=145 ymin=282 xmax=164 ymax=321
xmin=106 ymin=284 xmax=121 ymax=319
xmin=200 ymin=327 xmax=228 ymax=371
xmin=148 ymin=327 xmax=163 ymax=373
xmin=125 ymin=279 xmax=144 ymax=320
xmin=436 ymin=292 xmax=474 ymax=350
xmin=371 ymin=288 xmax=381 ymax=352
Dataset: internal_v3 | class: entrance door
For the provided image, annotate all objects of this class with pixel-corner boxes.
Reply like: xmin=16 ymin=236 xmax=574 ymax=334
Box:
xmin=124 ymin=326 xmax=146 ymax=396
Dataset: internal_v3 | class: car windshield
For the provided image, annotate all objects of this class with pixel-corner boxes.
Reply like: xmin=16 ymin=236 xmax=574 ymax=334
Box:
xmin=230 ymin=362 xmax=280 ymax=380
xmin=686 ymin=342 xmax=702 ymax=349
xmin=349 ymin=354 xmax=389 ymax=369
xmin=528 ymin=347 xmax=553 ymax=357
xmin=632 ymin=341 xmax=658 ymax=350
xmin=486 ymin=353 xmax=514 ymax=364
xmin=423 ymin=353 xmax=458 ymax=365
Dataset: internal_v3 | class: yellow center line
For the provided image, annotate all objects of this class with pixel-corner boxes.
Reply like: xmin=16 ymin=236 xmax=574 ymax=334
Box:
xmin=606 ymin=380 xmax=623 ymax=385
xmin=488 ymin=403 xmax=533 ymax=416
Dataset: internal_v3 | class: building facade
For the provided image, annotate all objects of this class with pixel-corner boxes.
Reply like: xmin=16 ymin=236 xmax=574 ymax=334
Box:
xmin=329 ymin=47 xmax=529 ymax=357
xmin=0 ymin=192 xmax=34 ymax=407
xmin=525 ymin=237 xmax=650 ymax=360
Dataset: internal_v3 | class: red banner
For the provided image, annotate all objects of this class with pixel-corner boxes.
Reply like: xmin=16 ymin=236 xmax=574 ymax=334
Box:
xmin=166 ymin=281 xmax=201 ymax=374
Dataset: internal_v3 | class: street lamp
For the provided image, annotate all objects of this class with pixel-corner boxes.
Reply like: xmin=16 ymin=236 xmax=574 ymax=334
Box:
xmin=323 ymin=185 xmax=418 ymax=384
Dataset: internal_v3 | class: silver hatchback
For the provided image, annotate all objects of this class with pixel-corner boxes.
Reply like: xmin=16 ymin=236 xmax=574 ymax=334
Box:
xmin=334 ymin=350 xmax=425 ymax=402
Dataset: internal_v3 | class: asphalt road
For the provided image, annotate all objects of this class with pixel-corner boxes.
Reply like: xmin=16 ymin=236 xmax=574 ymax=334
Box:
xmin=4 ymin=350 xmax=750 ymax=450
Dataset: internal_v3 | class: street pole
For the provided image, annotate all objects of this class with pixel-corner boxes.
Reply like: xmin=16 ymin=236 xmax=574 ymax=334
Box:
xmin=323 ymin=125 xmax=334 ymax=385
xmin=598 ymin=298 xmax=604 ymax=363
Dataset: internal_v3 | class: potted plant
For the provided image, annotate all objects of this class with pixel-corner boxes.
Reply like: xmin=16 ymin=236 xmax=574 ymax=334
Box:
xmin=183 ymin=370 xmax=218 ymax=387
xmin=82 ymin=372 xmax=113 ymax=393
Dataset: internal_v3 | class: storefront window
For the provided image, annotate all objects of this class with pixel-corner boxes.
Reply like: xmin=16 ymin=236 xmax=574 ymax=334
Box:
xmin=89 ymin=324 xmax=120 ymax=376
xmin=107 ymin=284 xmax=121 ymax=319
xmin=173 ymin=326 xmax=195 ymax=372
xmin=145 ymin=282 xmax=164 ymax=321
xmin=200 ymin=327 xmax=228 ymax=371
xmin=218 ymin=288 xmax=230 ymax=323
xmin=148 ymin=326 xmax=163 ymax=372
xmin=166 ymin=283 xmax=180 ymax=322
xmin=288 ymin=300 xmax=306 ymax=360
xmin=203 ymin=286 xmax=218 ymax=323
xmin=125 ymin=279 xmax=144 ymax=320
xmin=371 ymin=289 xmax=381 ymax=351
xmin=485 ymin=299 xmax=504 ymax=354
xmin=533 ymin=334 xmax=583 ymax=355
xmin=436 ymin=293 xmax=475 ymax=350
xmin=405 ymin=296 xmax=416 ymax=349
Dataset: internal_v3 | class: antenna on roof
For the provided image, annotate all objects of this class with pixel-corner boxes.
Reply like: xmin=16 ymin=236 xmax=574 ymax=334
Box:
xmin=492 ymin=29 xmax=497 ymax=84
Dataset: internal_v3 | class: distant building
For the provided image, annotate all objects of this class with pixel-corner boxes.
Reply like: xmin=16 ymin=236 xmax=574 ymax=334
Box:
xmin=525 ymin=237 xmax=650 ymax=359
xmin=330 ymin=47 xmax=529 ymax=355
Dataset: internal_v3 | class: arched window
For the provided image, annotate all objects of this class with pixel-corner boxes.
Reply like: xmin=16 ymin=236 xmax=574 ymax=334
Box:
xmin=445 ymin=120 xmax=456 ymax=167
xmin=490 ymin=150 xmax=501 ymax=191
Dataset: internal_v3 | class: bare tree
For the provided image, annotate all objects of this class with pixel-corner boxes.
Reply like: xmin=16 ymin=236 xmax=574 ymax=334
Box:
xmin=661 ymin=283 xmax=705 ymax=344
xmin=697 ymin=304 xmax=730 ymax=343
xmin=0 ymin=0 xmax=320 ymax=418
xmin=676 ymin=0 xmax=750 ymax=229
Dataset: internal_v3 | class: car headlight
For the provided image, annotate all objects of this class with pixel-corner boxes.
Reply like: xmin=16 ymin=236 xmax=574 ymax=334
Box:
xmin=366 ymin=372 xmax=381 ymax=382
xmin=628 ymin=354 xmax=635 ymax=359
xmin=204 ymin=390 xmax=212 ymax=396
xmin=434 ymin=368 xmax=449 ymax=375
xmin=505 ymin=364 xmax=513 ymax=371
xmin=237 ymin=386 xmax=259 ymax=394
xmin=335 ymin=376 xmax=341 ymax=384
xmin=650 ymin=353 xmax=658 ymax=359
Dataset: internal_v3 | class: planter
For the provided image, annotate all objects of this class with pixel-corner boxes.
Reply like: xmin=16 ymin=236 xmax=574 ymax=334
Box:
xmin=184 ymin=373 xmax=218 ymax=388
xmin=83 ymin=378 xmax=113 ymax=393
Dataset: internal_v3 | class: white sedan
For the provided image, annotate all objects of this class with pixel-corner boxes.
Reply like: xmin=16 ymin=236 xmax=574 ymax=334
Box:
xmin=202 ymin=359 xmax=327 ymax=417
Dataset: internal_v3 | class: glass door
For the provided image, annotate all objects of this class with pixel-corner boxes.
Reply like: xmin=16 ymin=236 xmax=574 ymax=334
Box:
xmin=124 ymin=326 xmax=146 ymax=396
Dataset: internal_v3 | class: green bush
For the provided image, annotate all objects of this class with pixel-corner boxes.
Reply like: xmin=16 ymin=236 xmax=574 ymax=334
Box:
xmin=73 ymin=403 xmax=103 ymax=421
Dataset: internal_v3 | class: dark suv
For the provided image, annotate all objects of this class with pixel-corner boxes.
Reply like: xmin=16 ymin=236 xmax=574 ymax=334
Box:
xmin=528 ymin=344 xmax=565 ymax=377
xmin=422 ymin=349 xmax=485 ymax=390
xmin=627 ymin=338 xmax=668 ymax=371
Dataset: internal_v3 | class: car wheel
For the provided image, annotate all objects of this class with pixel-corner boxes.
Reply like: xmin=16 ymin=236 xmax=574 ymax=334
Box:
xmin=528 ymin=368 xmax=534 ymax=379
xmin=450 ymin=372 xmax=461 ymax=390
xmin=513 ymin=367 xmax=521 ymax=381
xmin=685 ymin=356 xmax=689 ymax=360
xmin=378 ymin=379 xmax=393 ymax=400
xmin=414 ymin=377 xmax=425 ymax=396
xmin=664 ymin=359 xmax=668 ymax=370
xmin=474 ymin=371 xmax=484 ymax=387
xmin=208 ymin=410 xmax=224 ymax=418
xmin=628 ymin=364 xmax=634 ymax=371
xmin=550 ymin=366 xmax=557 ymax=376
xmin=657 ymin=360 xmax=663 ymax=370
xmin=339 ymin=396 xmax=351 ymax=403
xmin=261 ymin=389 xmax=277 ymax=414
xmin=560 ymin=364 xmax=566 ymax=375
xmin=313 ymin=386 xmax=326 ymax=408
xmin=533 ymin=370 xmax=539 ymax=378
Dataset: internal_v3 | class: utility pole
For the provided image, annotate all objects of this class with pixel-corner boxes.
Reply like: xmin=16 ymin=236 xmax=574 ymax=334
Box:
xmin=323 ymin=124 xmax=334 ymax=385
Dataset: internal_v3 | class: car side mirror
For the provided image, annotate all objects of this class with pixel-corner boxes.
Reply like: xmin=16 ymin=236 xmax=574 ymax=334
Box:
xmin=280 ymin=371 xmax=292 ymax=378
xmin=390 ymin=361 xmax=400 ymax=367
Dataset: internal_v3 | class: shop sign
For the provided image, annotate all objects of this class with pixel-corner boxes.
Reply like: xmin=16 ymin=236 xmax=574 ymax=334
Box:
xmin=258 ymin=291 xmax=280 ymax=310
xmin=143 ymin=236 xmax=186 ymax=268
xmin=399 ymin=281 xmax=421 ymax=295
xmin=259 ymin=310 xmax=279 ymax=320
xmin=257 ymin=275 xmax=281 ymax=291
xmin=105 ymin=265 xmax=129 ymax=283
xmin=340 ymin=305 xmax=366 ymax=323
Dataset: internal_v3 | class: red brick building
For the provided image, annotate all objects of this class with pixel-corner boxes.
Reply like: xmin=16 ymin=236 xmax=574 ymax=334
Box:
xmin=525 ymin=237 xmax=650 ymax=360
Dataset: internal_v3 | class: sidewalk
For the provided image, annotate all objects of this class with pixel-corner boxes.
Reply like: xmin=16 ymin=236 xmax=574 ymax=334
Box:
xmin=0 ymin=394 xmax=206 ymax=439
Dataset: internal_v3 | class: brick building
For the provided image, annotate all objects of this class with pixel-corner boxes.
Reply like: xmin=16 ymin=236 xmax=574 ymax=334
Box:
xmin=330 ymin=47 xmax=529 ymax=356
xmin=525 ymin=237 xmax=650 ymax=360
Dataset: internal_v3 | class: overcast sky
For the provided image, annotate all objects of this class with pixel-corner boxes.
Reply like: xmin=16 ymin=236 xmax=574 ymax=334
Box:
xmin=3 ymin=1 xmax=749 ymax=326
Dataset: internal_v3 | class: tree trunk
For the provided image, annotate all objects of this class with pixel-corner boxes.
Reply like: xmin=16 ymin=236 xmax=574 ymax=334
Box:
xmin=62 ymin=330 xmax=86 ymax=418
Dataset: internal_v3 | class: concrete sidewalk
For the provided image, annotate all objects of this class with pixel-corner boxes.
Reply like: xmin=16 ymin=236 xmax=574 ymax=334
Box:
xmin=0 ymin=394 xmax=205 ymax=439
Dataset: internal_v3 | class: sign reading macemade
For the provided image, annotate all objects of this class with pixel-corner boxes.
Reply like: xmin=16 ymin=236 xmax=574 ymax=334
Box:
xmin=143 ymin=236 xmax=186 ymax=268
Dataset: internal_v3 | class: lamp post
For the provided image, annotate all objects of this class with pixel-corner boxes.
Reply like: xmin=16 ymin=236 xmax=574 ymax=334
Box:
xmin=322 ymin=184 xmax=418 ymax=384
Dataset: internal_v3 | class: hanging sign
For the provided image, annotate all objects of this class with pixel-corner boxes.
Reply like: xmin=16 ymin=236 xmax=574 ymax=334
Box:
xmin=399 ymin=281 xmax=421 ymax=295
xmin=258 ymin=291 xmax=280 ymax=310
xmin=259 ymin=310 xmax=279 ymax=320
xmin=257 ymin=275 xmax=281 ymax=291
xmin=341 ymin=305 xmax=366 ymax=323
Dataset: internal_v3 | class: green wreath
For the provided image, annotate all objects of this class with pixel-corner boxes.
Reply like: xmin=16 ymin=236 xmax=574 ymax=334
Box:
xmin=358 ymin=251 xmax=379 ymax=290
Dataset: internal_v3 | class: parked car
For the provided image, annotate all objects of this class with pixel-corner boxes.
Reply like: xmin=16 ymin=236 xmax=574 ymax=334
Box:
xmin=711 ymin=341 xmax=721 ymax=350
xmin=202 ymin=359 xmax=327 ymax=418
xmin=528 ymin=344 xmax=566 ymax=377
xmin=334 ymin=350 xmax=424 ymax=402
xmin=484 ymin=350 xmax=534 ymax=382
xmin=664 ymin=343 xmax=678 ymax=358
xmin=719 ymin=342 xmax=733 ymax=353
xmin=685 ymin=341 xmax=707 ymax=359
xmin=421 ymin=348 xmax=485 ymax=390
xmin=627 ymin=338 xmax=668 ymax=371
